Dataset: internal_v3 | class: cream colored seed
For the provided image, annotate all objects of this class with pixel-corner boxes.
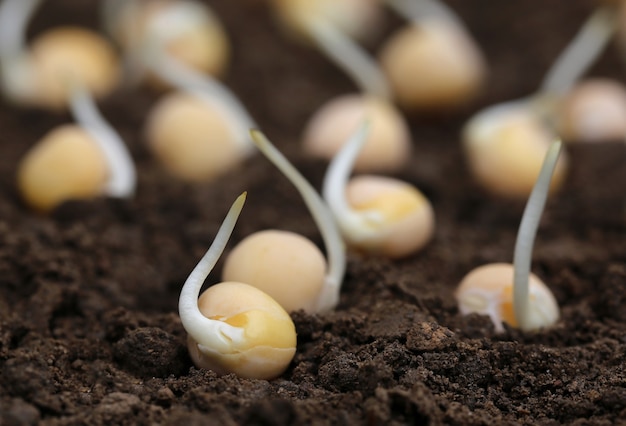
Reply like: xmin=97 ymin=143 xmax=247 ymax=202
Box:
xmin=189 ymin=282 xmax=297 ymax=380
xmin=17 ymin=125 xmax=108 ymax=212
xmin=303 ymin=95 xmax=411 ymax=173
xmin=463 ymin=104 xmax=568 ymax=198
xmin=558 ymin=78 xmax=626 ymax=142
xmin=379 ymin=19 xmax=486 ymax=111
xmin=28 ymin=27 xmax=120 ymax=110
xmin=322 ymin=123 xmax=434 ymax=258
xmin=456 ymin=141 xmax=562 ymax=333
xmin=144 ymin=91 xmax=244 ymax=182
xmin=108 ymin=0 xmax=229 ymax=85
xmin=345 ymin=175 xmax=435 ymax=258
xmin=455 ymin=263 xmax=559 ymax=333
xmin=179 ymin=194 xmax=297 ymax=379
xmin=222 ymin=230 xmax=327 ymax=313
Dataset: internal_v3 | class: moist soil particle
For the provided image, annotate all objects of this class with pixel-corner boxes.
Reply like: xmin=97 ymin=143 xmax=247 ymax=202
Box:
xmin=1 ymin=0 xmax=625 ymax=425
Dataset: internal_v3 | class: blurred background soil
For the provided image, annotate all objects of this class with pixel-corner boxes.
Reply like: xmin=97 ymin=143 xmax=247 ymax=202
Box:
xmin=0 ymin=0 xmax=625 ymax=424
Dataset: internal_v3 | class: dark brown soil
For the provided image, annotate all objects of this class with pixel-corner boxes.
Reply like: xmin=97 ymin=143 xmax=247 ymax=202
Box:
xmin=1 ymin=0 xmax=625 ymax=425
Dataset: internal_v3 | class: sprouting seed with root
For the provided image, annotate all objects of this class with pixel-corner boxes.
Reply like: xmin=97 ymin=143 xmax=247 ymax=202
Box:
xmin=455 ymin=141 xmax=563 ymax=332
xmin=17 ymin=84 xmax=136 ymax=212
xmin=222 ymin=130 xmax=346 ymax=314
xmin=179 ymin=193 xmax=297 ymax=380
xmin=0 ymin=0 xmax=120 ymax=110
xmin=378 ymin=0 xmax=487 ymax=111
xmin=140 ymin=27 xmax=256 ymax=183
xmin=463 ymin=6 xmax=617 ymax=197
xmin=103 ymin=0 xmax=230 ymax=88
xmin=268 ymin=0 xmax=411 ymax=173
xmin=323 ymin=122 xmax=435 ymax=258
xmin=104 ymin=0 xmax=254 ymax=184
xmin=303 ymin=94 xmax=412 ymax=173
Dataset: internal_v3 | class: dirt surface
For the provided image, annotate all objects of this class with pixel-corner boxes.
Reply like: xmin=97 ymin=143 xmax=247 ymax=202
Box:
xmin=1 ymin=0 xmax=625 ymax=425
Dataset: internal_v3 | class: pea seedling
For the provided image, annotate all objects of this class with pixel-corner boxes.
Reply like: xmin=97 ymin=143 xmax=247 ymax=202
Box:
xmin=302 ymin=94 xmax=412 ymax=173
xmin=0 ymin=0 xmax=120 ymax=110
xmin=463 ymin=100 xmax=569 ymax=198
xmin=557 ymin=78 xmax=626 ymax=142
xmin=455 ymin=141 xmax=562 ymax=332
xmin=179 ymin=193 xmax=297 ymax=380
xmin=17 ymin=83 xmax=136 ymax=212
xmin=222 ymin=130 xmax=346 ymax=314
xmin=144 ymin=55 xmax=255 ymax=182
xmin=463 ymin=6 xmax=616 ymax=198
xmin=140 ymin=33 xmax=256 ymax=183
xmin=323 ymin=122 xmax=435 ymax=258
xmin=378 ymin=0 xmax=487 ymax=111
xmin=268 ymin=0 xmax=412 ymax=173
xmin=102 ymin=0 xmax=229 ymax=88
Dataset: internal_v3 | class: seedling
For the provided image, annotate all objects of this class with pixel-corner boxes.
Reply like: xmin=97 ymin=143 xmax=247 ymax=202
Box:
xmin=323 ymin=122 xmax=435 ymax=258
xmin=463 ymin=6 xmax=617 ymax=197
xmin=557 ymin=78 xmax=626 ymax=142
xmin=463 ymin=100 xmax=569 ymax=198
xmin=142 ymin=38 xmax=256 ymax=182
xmin=102 ymin=0 xmax=229 ymax=88
xmin=17 ymin=84 xmax=136 ymax=212
xmin=302 ymin=94 xmax=412 ymax=173
xmin=222 ymin=130 xmax=346 ymax=314
xmin=378 ymin=0 xmax=487 ymax=111
xmin=269 ymin=0 xmax=412 ymax=172
xmin=0 ymin=0 xmax=120 ymax=110
xmin=179 ymin=193 xmax=297 ymax=380
xmin=455 ymin=141 xmax=562 ymax=332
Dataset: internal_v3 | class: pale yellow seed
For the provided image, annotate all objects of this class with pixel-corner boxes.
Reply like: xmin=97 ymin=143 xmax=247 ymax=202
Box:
xmin=188 ymin=282 xmax=297 ymax=380
xmin=29 ymin=27 xmax=120 ymax=110
xmin=144 ymin=92 xmax=243 ymax=182
xmin=346 ymin=175 xmax=435 ymax=258
xmin=464 ymin=108 xmax=568 ymax=198
xmin=558 ymin=78 xmax=626 ymax=143
xmin=270 ymin=0 xmax=381 ymax=42
xmin=163 ymin=17 xmax=228 ymax=77
xmin=379 ymin=20 xmax=486 ymax=111
xmin=112 ymin=0 xmax=229 ymax=87
xmin=222 ymin=230 xmax=327 ymax=313
xmin=17 ymin=125 xmax=108 ymax=212
xmin=455 ymin=263 xmax=559 ymax=331
xmin=303 ymin=94 xmax=411 ymax=173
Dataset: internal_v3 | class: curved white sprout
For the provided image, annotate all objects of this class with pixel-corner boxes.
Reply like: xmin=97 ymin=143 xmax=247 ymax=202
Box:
xmin=540 ymin=6 xmax=617 ymax=97
xmin=250 ymin=130 xmax=346 ymax=313
xmin=513 ymin=140 xmax=563 ymax=331
xmin=306 ymin=19 xmax=390 ymax=99
xmin=322 ymin=121 xmax=387 ymax=241
xmin=0 ymin=0 xmax=41 ymax=57
xmin=68 ymin=84 xmax=136 ymax=198
xmin=104 ymin=0 xmax=254 ymax=153
xmin=178 ymin=193 xmax=247 ymax=355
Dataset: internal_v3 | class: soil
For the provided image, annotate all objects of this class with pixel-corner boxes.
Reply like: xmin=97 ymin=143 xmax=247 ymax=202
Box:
xmin=1 ymin=0 xmax=625 ymax=425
